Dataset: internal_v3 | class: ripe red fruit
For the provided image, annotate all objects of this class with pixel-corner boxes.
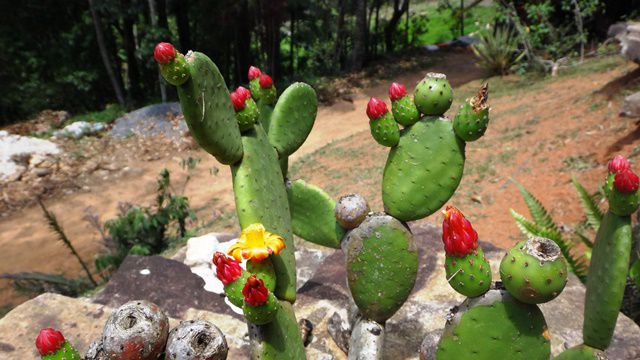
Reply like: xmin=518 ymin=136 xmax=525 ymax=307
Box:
xmin=389 ymin=82 xmax=407 ymax=101
xmin=366 ymin=97 xmax=389 ymax=120
xmin=229 ymin=91 xmax=245 ymax=111
xmin=248 ymin=66 xmax=262 ymax=80
xmin=614 ymin=169 xmax=640 ymax=193
xmin=608 ymin=155 xmax=630 ymax=174
xmin=35 ymin=328 xmax=65 ymax=356
xmin=259 ymin=74 xmax=273 ymax=89
xmin=442 ymin=205 xmax=479 ymax=257
xmin=213 ymin=252 xmax=243 ymax=285
xmin=154 ymin=42 xmax=176 ymax=64
xmin=242 ymin=275 xmax=269 ymax=306
xmin=236 ymin=86 xmax=252 ymax=101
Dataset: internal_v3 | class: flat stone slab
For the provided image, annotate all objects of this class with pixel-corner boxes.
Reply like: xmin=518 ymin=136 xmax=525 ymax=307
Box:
xmin=109 ymin=102 xmax=187 ymax=143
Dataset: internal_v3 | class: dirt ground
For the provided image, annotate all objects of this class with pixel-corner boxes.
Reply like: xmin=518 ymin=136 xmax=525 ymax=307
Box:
xmin=1 ymin=49 xmax=638 ymax=311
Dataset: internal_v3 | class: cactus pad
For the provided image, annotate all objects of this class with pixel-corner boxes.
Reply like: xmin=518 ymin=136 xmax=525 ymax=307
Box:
xmin=436 ymin=289 xmax=551 ymax=360
xmin=382 ymin=116 xmax=465 ymax=221
xmin=453 ymin=84 xmax=489 ymax=142
xmin=249 ymin=301 xmax=306 ymax=360
xmin=344 ymin=213 xmax=418 ymax=323
xmin=583 ymin=211 xmax=633 ymax=350
xmin=555 ymin=345 xmax=608 ymax=360
xmin=499 ymin=237 xmax=568 ymax=304
xmin=445 ymin=248 xmax=491 ymax=297
xmin=268 ymin=83 xmax=318 ymax=157
xmin=231 ymin=125 xmax=296 ymax=302
xmin=177 ymin=52 xmax=243 ymax=164
xmin=413 ymin=73 xmax=453 ymax=116
xmin=287 ymin=179 xmax=345 ymax=249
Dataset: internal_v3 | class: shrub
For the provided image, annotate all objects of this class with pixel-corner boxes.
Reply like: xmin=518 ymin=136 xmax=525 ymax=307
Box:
xmin=472 ymin=26 xmax=525 ymax=75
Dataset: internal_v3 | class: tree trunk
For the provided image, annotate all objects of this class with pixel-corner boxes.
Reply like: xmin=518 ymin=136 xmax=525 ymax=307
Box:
xmin=148 ymin=0 xmax=167 ymax=102
xmin=385 ymin=0 xmax=409 ymax=53
xmin=121 ymin=0 xmax=141 ymax=105
xmin=234 ymin=0 xmax=252 ymax=82
xmin=88 ymin=0 xmax=125 ymax=107
xmin=174 ymin=0 xmax=191 ymax=52
xmin=157 ymin=0 xmax=168 ymax=30
xmin=351 ymin=0 xmax=367 ymax=70
xmin=334 ymin=0 xmax=346 ymax=70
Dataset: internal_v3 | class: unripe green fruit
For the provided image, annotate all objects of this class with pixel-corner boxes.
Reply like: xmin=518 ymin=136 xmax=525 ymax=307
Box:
xmin=243 ymin=292 xmax=278 ymax=325
xmin=605 ymin=173 xmax=640 ymax=216
xmin=413 ymin=73 xmax=453 ymax=116
xmin=224 ymin=271 xmax=250 ymax=308
xmin=392 ymin=95 xmax=420 ymax=126
xmin=500 ymin=237 xmax=568 ymax=304
xmin=554 ymin=344 xmax=608 ymax=360
xmin=369 ymin=112 xmax=400 ymax=147
xmin=236 ymin=97 xmax=259 ymax=132
xmin=160 ymin=52 xmax=190 ymax=86
xmin=246 ymin=259 xmax=276 ymax=292
xmin=453 ymin=84 xmax=489 ymax=142
xmin=445 ymin=247 xmax=491 ymax=297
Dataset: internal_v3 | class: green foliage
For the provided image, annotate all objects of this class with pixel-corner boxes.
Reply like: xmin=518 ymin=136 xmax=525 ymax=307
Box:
xmin=472 ymin=26 xmax=525 ymax=75
xmin=67 ymin=104 xmax=125 ymax=124
xmin=0 ymin=272 xmax=93 ymax=298
xmin=512 ymin=180 xmax=558 ymax=232
xmin=94 ymin=169 xmax=195 ymax=275
xmin=572 ymin=176 xmax=603 ymax=230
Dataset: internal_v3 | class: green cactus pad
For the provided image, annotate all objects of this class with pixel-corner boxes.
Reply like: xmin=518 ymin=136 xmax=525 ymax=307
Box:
xmin=257 ymin=100 xmax=274 ymax=131
xmin=369 ymin=112 xmax=400 ymax=147
xmin=555 ymin=345 xmax=608 ymax=360
xmin=382 ymin=116 xmax=465 ymax=221
xmin=392 ymin=95 xmax=420 ymax=126
xmin=499 ymin=237 xmax=568 ymax=304
xmin=453 ymin=84 xmax=489 ymax=142
xmin=42 ymin=341 xmax=81 ymax=360
xmin=224 ymin=271 xmax=250 ymax=308
xmin=236 ymin=97 xmax=259 ymax=132
xmin=583 ymin=211 xmax=632 ymax=350
xmin=268 ymin=82 xmax=318 ymax=157
xmin=287 ymin=179 xmax=345 ymax=249
xmin=231 ymin=125 xmax=296 ymax=302
xmin=249 ymin=300 xmax=306 ymax=360
xmin=243 ymin=292 xmax=279 ymax=325
xmin=436 ymin=289 xmax=551 ymax=360
xmin=177 ymin=51 xmax=243 ymax=164
xmin=345 ymin=213 xmax=418 ymax=323
xmin=247 ymin=259 xmax=277 ymax=292
xmin=413 ymin=73 xmax=453 ymax=116
xmin=445 ymin=248 xmax=491 ymax=297
xmin=258 ymin=86 xmax=277 ymax=105
xmin=605 ymin=174 xmax=640 ymax=216
xmin=159 ymin=52 xmax=190 ymax=86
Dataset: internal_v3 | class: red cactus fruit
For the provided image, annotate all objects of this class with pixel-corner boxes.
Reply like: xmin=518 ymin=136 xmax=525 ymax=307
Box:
xmin=608 ymin=155 xmax=630 ymax=174
xmin=366 ymin=97 xmax=389 ymax=120
xmin=154 ymin=42 xmax=176 ymax=64
xmin=614 ymin=169 xmax=640 ymax=193
xmin=35 ymin=328 xmax=66 ymax=356
xmin=242 ymin=275 xmax=269 ymax=306
xmin=213 ymin=252 xmax=243 ymax=285
xmin=236 ymin=86 xmax=252 ymax=101
xmin=248 ymin=66 xmax=262 ymax=80
xmin=259 ymin=74 xmax=273 ymax=89
xmin=229 ymin=91 xmax=245 ymax=112
xmin=389 ymin=82 xmax=407 ymax=101
xmin=442 ymin=205 xmax=479 ymax=257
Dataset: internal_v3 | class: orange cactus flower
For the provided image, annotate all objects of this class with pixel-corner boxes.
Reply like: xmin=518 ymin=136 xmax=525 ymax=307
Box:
xmin=227 ymin=223 xmax=286 ymax=262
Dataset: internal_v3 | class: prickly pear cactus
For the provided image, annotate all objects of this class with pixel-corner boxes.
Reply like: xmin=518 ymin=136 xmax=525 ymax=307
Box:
xmin=35 ymin=328 xmax=81 ymax=360
xmin=583 ymin=156 xmax=639 ymax=350
xmin=499 ymin=237 xmax=568 ymax=304
xmin=555 ymin=345 xmax=608 ymax=360
xmin=436 ymin=289 xmax=551 ymax=360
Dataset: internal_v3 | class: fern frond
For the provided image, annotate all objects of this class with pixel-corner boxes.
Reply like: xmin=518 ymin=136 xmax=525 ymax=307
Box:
xmin=512 ymin=179 xmax=558 ymax=231
xmin=572 ymin=176 xmax=603 ymax=231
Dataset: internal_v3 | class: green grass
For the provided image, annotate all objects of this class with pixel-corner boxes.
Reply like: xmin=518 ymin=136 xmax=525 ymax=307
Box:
xmin=67 ymin=103 xmax=125 ymax=125
xmin=562 ymin=155 xmax=595 ymax=171
xmin=407 ymin=4 xmax=497 ymax=45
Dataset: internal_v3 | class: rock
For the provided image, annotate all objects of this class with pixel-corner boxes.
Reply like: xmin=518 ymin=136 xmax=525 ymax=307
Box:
xmin=92 ymin=255 xmax=241 ymax=319
xmin=53 ymin=121 xmax=106 ymax=139
xmin=32 ymin=167 xmax=52 ymax=177
xmin=621 ymin=91 xmax=640 ymax=117
xmin=609 ymin=22 xmax=640 ymax=64
xmin=0 ymin=133 xmax=59 ymax=182
xmin=109 ymin=103 xmax=188 ymax=143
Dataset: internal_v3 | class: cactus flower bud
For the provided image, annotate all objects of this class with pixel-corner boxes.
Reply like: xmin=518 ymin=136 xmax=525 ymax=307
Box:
xmin=242 ymin=275 xmax=269 ymax=306
xmin=389 ymin=82 xmax=407 ymax=101
xmin=442 ymin=205 xmax=479 ymax=257
xmin=614 ymin=169 xmax=639 ymax=193
xmin=248 ymin=66 xmax=262 ymax=80
xmin=608 ymin=155 xmax=630 ymax=174
xmin=366 ymin=97 xmax=389 ymax=120
xmin=229 ymin=91 xmax=245 ymax=111
xmin=259 ymin=74 xmax=273 ymax=89
xmin=213 ymin=252 xmax=243 ymax=285
xmin=154 ymin=42 xmax=176 ymax=64
xmin=35 ymin=328 xmax=65 ymax=356
xmin=236 ymin=86 xmax=252 ymax=101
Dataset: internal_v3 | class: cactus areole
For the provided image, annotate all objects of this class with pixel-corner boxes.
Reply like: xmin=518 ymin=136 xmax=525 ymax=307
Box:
xmin=442 ymin=206 xmax=478 ymax=257
xmin=36 ymin=328 xmax=65 ymax=356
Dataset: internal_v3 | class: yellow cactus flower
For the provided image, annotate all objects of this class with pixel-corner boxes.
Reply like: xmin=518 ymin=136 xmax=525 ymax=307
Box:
xmin=227 ymin=223 xmax=286 ymax=262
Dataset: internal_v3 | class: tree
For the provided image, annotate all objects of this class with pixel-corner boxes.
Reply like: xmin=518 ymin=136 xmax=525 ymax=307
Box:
xmin=385 ymin=0 xmax=410 ymax=53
